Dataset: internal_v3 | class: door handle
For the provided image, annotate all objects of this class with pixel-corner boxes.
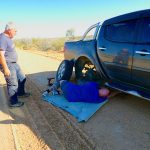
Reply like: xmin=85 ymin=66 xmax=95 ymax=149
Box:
xmin=98 ymin=47 xmax=106 ymax=51
xmin=135 ymin=51 xmax=150 ymax=55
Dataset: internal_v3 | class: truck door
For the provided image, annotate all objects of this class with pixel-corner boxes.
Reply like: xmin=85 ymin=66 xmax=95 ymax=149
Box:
xmin=132 ymin=18 xmax=150 ymax=89
xmin=97 ymin=19 xmax=138 ymax=83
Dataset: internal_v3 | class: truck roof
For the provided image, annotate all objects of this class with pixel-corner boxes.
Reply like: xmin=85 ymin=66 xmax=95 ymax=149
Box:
xmin=103 ymin=9 xmax=150 ymax=26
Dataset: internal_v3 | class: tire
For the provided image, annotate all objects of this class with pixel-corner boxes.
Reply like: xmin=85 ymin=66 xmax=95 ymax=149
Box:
xmin=56 ymin=60 xmax=74 ymax=81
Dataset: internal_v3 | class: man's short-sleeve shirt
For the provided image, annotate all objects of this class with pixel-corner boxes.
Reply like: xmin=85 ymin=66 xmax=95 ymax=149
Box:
xmin=0 ymin=33 xmax=18 ymax=63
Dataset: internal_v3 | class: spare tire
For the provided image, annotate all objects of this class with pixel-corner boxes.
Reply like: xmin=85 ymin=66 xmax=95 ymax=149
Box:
xmin=56 ymin=60 xmax=74 ymax=81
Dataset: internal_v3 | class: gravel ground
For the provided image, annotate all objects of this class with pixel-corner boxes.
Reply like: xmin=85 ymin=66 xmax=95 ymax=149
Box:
xmin=0 ymin=49 xmax=150 ymax=150
xmin=23 ymin=49 xmax=64 ymax=61
xmin=0 ymin=50 xmax=96 ymax=150
xmin=19 ymin=49 xmax=150 ymax=150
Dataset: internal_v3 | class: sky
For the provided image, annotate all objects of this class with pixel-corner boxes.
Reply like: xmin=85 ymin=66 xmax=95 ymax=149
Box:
xmin=0 ymin=0 xmax=150 ymax=38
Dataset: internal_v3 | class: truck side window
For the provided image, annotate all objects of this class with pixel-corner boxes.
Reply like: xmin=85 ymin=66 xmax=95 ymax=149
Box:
xmin=138 ymin=18 xmax=150 ymax=43
xmin=83 ymin=26 xmax=96 ymax=41
xmin=104 ymin=20 xmax=137 ymax=42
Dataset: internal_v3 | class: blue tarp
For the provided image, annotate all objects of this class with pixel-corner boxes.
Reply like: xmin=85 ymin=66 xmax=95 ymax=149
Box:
xmin=42 ymin=94 xmax=108 ymax=122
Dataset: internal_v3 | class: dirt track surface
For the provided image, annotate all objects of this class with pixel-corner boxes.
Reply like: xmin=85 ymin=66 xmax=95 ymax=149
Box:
xmin=0 ymin=77 xmax=51 ymax=150
xmin=0 ymin=49 xmax=150 ymax=150
xmin=0 ymin=50 xmax=95 ymax=150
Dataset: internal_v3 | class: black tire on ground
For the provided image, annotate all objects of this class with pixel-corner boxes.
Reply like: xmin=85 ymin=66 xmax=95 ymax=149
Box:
xmin=56 ymin=60 xmax=74 ymax=81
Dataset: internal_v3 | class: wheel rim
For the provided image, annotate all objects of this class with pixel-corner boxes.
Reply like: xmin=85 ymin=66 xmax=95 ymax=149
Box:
xmin=57 ymin=63 xmax=65 ymax=80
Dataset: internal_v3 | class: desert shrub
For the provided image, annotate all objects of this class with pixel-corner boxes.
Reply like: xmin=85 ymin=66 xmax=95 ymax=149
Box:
xmin=33 ymin=38 xmax=52 ymax=51
xmin=51 ymin=38 xmax=65 ymax=51
xmin=14 ymin=39 xmax=32 ymax=50
xmin=15 ymin=37 xmax=81 ymax=51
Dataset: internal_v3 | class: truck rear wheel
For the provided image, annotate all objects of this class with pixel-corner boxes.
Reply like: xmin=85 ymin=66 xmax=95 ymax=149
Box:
xmin=75 ymin=60 xmax=99 ymax=81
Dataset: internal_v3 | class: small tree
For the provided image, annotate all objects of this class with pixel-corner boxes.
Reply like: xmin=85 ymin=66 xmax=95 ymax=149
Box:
xmin=66 ymin=28 xmax=75 ymax=41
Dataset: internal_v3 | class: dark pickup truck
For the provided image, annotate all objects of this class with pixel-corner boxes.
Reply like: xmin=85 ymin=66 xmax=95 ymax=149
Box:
xmin=57 ymin=9 xmax=150 ymax=100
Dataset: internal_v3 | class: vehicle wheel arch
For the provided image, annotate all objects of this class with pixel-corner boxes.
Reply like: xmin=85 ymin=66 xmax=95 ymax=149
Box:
xmin=74 ymin=56 xmax=101 ymax=80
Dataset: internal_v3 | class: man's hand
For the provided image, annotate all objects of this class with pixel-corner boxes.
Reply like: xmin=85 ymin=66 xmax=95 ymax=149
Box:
xmin=4 ymin=67 xmax=11 ymax=77
xmin=0 ymin=50 xmax=11 ymax=77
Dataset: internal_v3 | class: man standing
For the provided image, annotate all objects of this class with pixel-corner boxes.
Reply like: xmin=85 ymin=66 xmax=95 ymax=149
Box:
xmin=0 ymin=22 xmax=30 ymax=107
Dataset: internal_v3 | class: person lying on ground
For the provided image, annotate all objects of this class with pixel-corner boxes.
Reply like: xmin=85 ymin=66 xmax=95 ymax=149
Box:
xmin=44 ymin=80 xmax=110 ymax=103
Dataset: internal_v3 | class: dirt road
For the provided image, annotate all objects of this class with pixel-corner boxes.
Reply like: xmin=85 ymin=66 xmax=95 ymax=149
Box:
xmin=0 ymin=75 xmax=53 ymax=150
xmin=0 ymin=49 xmax=150 ymax=150
xmin=0 ymin=50 xmax=95 ymax=150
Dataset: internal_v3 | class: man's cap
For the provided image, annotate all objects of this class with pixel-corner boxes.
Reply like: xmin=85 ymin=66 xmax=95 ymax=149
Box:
xmin=5 ymin=22 xmax=17 ymax=31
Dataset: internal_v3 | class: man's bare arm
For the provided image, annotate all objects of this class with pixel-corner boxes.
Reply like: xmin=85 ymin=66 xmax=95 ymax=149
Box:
xmin=0 ymin=50 xmax=11 ymax=77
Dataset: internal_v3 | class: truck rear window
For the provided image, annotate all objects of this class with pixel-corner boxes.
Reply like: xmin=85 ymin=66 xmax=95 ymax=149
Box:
xmin=138 ymin=18 xmax=150 ymax=43
xmin=104 ymin=20 xmax=137 ymax=43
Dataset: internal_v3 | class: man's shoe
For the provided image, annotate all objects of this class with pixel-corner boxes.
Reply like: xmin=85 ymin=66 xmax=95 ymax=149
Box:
xmin=9 ymin=101 xmax=24 ymax=108
xmin=18 ymin=92 xmax=31 ymax=98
